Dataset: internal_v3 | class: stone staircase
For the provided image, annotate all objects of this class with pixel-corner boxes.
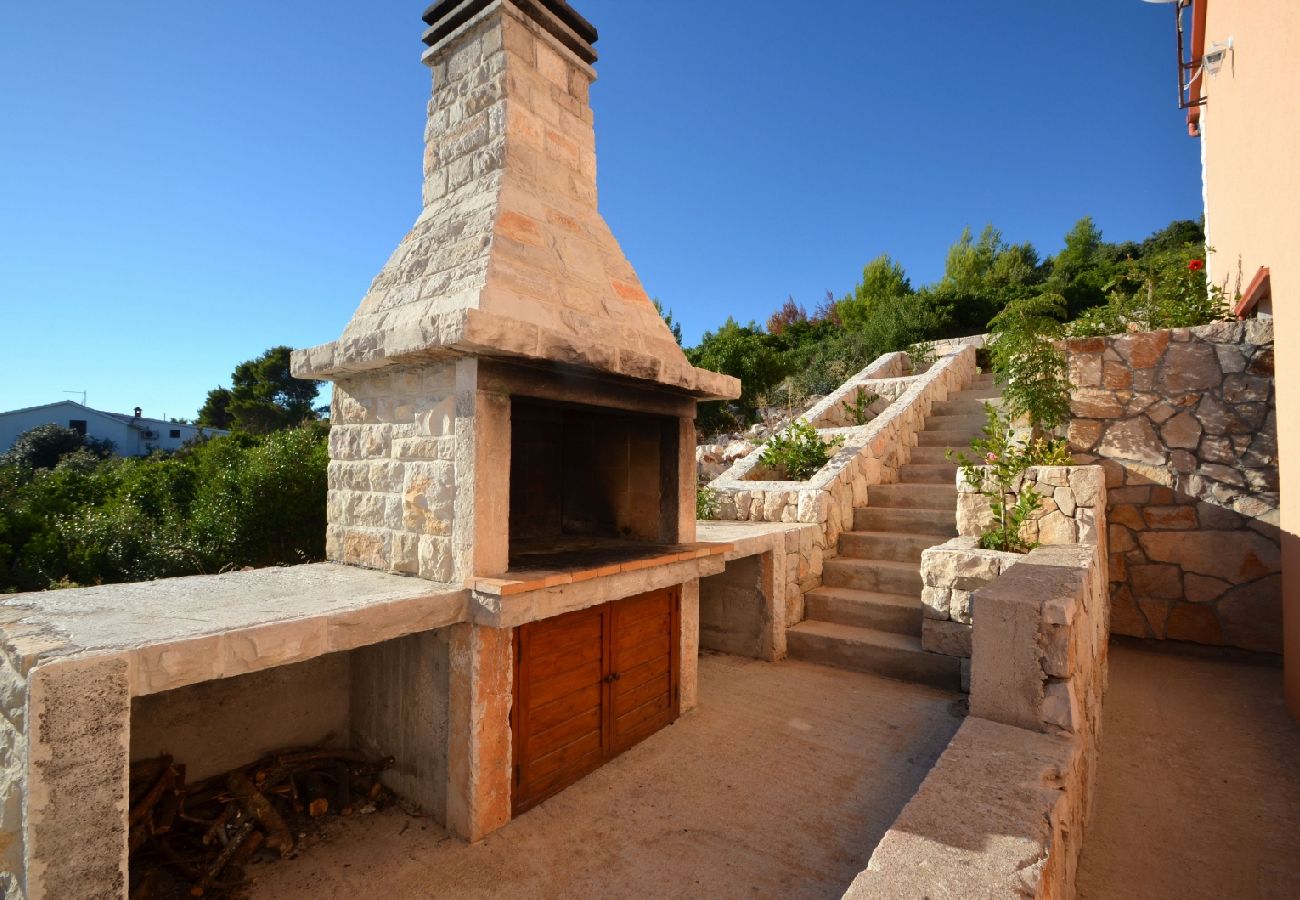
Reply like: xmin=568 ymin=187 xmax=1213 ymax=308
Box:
xmin=787 ymin=372 xmax=1001 ymax=689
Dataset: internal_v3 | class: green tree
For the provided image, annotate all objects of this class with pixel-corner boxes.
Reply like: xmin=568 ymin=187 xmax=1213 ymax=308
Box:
xmin=687 ymin=318 xmax=788 ymax=431
xmin=928 ymin=226 xmax=1044 ymax=333
xmin=653 ymin=299 xmax=684 ymax=346
xmin=837 ymin=255 xmax=913 ymax=331
xmin=1047 ymin=217 xmax=1113 ymax=319
xmin=201 ymin=347 xmax=320 ymax=434
xmin=197 ymin=387 xmax=234 ymax=430
xmin=4 ymin=424 xmax=114 ymax=470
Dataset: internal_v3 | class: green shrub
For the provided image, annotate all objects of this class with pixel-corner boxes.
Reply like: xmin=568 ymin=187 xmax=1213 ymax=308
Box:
xmin=1068 ymin=243 xmax=1230 ymax=337
xmin=759 ymin=421 xmax=844 ymax=481
xmin=841 ymin=389 xmax=881 ymax=426
xmin=988 ymin=292 xmax=1071 ymax=436
xmin=696 ymin=484 xmax=721 ymax=521
xmin=0 ymin=426 xmax=329 ymax=592
xmin=949 ymin=405 xmax=1072 ymax=553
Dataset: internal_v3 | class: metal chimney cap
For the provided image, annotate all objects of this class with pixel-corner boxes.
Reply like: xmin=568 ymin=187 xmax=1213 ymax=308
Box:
xmin=422 ymin=0 xmax=598 ymax=64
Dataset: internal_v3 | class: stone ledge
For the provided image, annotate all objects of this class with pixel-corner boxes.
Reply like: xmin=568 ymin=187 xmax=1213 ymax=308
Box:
xmin=469 ymin=555 xmax=724 ymax=628
xmin=847 ymin=717 xmax=1078 ymax=900
xmin=471 ymin=542 xmax=731 ymax=596
xmin=0 ymin=564 xmax=466 ymax=678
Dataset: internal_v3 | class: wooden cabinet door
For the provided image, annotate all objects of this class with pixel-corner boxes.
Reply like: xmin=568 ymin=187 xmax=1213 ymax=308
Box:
xmin=512 ymin=587 xmax=680 ymax=816
xmin=607 ymin=588 xmax=680 ymax=755
xmin=512 ymin=603 xmax=609 ymax=815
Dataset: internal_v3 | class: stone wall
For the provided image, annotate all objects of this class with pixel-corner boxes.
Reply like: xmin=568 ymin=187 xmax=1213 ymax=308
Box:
xmin=1063 ymin=320 xmax=1279 ymax=652
xmin=852 ymin=526 xmax=1111 ymax=899
xmin=0 ymin=636 xmax=28 ymax=899
xmin=921 ymin=465 xmax=1108 ymax=687
xmin=328 ymin=360 xmax=461 ymax=583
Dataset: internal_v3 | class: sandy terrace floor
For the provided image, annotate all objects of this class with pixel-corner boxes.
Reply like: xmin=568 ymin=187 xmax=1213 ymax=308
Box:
xmin=1078 ymin=641 xmax=1300 ymax=900
xmin=245 ymin=653 xmax=965 ymax=899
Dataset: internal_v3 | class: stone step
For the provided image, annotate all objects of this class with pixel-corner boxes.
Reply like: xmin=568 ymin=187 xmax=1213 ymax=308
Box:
xmin=803 ymin=586 xmax=923 ymax=635
xmin=907 ymin=446 xmax=961 ymax=464
xmin=923 ymin=414 xmax=988 ymax=431
xmin=853 ymin=506 xmax=957 ymax=536
xmin=918 ymin=429 xmax=982 ymax=447
xmin=958 ymin=386 xmax=1002 ymax=400
xmin=822 ymin=558 xmax=923 ymax=595
xmin=930 ymin=398 xmax=1001 ymax=417
xmin=900 ymin=464 xmax=958 ymax=485
xmin=786 ymin=620 xmax=961 ymax=690
xmin=868 ymin=483 xmax=958 ymax=510
xmin=838 ymin=530 xmax=944 ymax=563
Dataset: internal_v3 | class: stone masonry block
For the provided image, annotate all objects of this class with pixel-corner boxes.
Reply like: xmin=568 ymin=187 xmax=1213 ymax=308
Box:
xmin=921 ymin=619 xmax=972 ymax=658
xmin=27 ymin=656 xmax=131 ymax=899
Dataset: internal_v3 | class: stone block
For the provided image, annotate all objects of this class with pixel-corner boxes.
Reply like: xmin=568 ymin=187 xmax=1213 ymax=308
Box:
xmin=921 ymin=586 xmax=950 ymax=621
xmin=1099 ymin=417 xmax=1165 ymax=465
xmin=1115 ymin=329 xmax=1171 ymax=368
xmin=1139 ymin=530 xmax=1279 ymax=584
xmin=921 ymin=619 xmax=972 ymax=658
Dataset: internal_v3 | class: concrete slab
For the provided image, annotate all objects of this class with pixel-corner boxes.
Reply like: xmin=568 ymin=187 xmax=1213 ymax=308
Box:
xmin=1077 ymin=641 xmax=1300 ymax=899
xmin=0 ymin=564 xmax=467 ymax=695
xmin=1 ymin=563 xmax=464 ymax=660
xmin=243 ymin=654 xmax=965 ymax=899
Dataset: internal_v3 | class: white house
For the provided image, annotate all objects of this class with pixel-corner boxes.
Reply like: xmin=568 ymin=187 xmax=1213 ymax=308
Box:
xmin=0 ymin=401 xmax=229 ymax=458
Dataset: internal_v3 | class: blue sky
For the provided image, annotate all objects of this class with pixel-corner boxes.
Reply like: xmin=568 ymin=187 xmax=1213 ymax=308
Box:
xmin=0 ymin=1 xmax=1200 ymax=421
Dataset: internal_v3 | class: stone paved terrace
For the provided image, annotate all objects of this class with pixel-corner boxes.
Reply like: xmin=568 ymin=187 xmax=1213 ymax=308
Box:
xmin=1078 ymin=641 xmax=1300 ymax=899
xmin=244 ymin=654 xmax=965 ymax=899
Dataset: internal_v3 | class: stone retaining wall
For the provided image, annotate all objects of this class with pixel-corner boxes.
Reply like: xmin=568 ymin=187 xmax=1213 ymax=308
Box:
xmin=1 ymin=639 xmax=28 ymax=899
xmin=851 ymin=532 xmax=1110 ymax=899
xmin=707 ymin=346 xmax=978 ymax=597
xmin=1063 ymin=320 xmax=1279 ymax=653
xmin=920 ymin=465 xmax=1107 ymax=688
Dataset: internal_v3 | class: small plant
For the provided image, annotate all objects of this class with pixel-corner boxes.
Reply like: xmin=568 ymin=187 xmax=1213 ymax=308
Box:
xmin=949 ymin=405 xmax=1072 ymax=553
xmin=696 ymin=483 xmax=721 ymax=521
xmin=987 ymin=292 xmax=1071 ymax=438
xmin=908 ymin=341 xmax=938 ymax=371
xmin=841 ymin=389 xmax=881 ymax=426
xmin=759 ymin=420 xmax=845 ymax=481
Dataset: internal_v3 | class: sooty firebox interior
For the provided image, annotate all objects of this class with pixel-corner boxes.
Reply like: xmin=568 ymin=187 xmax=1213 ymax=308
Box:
xmin=508 ymin=398 xmax=681 ymax=569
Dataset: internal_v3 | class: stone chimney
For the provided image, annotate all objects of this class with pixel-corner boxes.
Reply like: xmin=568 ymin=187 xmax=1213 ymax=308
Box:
xmin=293 ymin=1 xmax=739 ymax=586
xmin=294 ymin=0 xmax=738 ymax=399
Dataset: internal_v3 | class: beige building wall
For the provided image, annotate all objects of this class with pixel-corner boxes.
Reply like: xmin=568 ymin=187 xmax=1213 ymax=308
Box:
xmin=1197 ymin=0 xmax=1300 ymax=716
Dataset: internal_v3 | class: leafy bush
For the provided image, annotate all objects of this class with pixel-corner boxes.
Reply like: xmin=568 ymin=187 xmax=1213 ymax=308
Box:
xmin=696 ymin=484 xmax=720 ymax=521
xmin=1068 ymin=243 xmax=1229 ymax=337
xmin=950 ymin=405 xmax=1072 ymax=553
xmin=841 ymin=389 xmax=881 ymax=426
xmin=3 ymin=424 xmax=115 ymax=470
xmin=759 ymin=421 xmax=844 ymax=481
xmin=0 ymin=427 xmax=328 ymax=592
xmin=988 ymin=292 xmax=1071 ymax=435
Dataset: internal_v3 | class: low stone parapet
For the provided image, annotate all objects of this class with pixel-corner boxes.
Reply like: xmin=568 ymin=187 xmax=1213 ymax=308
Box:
xmin=853 ymin=469 xmax=1110 ymax=898
xmin=921 ymin=465 xmax=1108 ymax=692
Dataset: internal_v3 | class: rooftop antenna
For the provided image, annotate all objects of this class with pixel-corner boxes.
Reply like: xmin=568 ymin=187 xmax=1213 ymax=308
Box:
xmin=63 ymin=390 xmax=87 ymax=406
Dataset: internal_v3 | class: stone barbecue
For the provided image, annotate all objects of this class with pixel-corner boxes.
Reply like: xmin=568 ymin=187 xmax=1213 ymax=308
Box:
xmin=0 ymin=3 xmax=743 ymax=896
xmin=287 ymin=0 xmax=742 ymax=836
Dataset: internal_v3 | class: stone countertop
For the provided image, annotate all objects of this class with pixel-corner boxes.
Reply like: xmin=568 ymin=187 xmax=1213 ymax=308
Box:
xmin=697 ymin=521 xmax=820 ymax=560
xmin=472 ymin=543 xmax=732 ymax=597
xmin=1 ymin=564 xmax=468 ymax=695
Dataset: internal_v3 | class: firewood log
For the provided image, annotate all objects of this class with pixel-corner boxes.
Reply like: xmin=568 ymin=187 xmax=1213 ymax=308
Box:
xmin=226 ymin=772 xmax=294 ymax=857
xmin=129 ymin=764 xmax=176 ymax=828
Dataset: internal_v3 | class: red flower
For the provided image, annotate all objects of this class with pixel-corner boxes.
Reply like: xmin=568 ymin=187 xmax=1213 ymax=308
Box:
xmin=1188 ymin=259 xmax=1205 ymax=271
